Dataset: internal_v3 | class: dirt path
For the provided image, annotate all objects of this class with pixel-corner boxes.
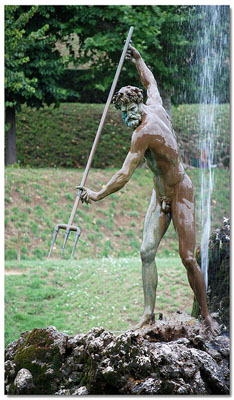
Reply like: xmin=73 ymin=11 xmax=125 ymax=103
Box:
xmin=5 ymin=269 xmax=26 ymax=275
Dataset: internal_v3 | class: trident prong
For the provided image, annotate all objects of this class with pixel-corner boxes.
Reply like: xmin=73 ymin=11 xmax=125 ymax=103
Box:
xmin=60 ymin=228 xmax=71 ymax=259
xmin=48 ymin=224 xmax=81 ymax=259
xmin=70 ymin=227 xmax=81 ymax=260
xmin=48 ymin=225 xmax=59 ymax=258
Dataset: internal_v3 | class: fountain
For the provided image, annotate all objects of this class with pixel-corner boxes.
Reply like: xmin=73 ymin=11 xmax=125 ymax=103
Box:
xmin=4 ymin=7 xmax=230 ymax=395
xmin=193 ymin=5 xmax=230 ymax=289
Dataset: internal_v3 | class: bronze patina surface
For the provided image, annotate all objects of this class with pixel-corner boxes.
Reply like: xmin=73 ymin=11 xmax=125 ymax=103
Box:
xmin=79 ymin=45 xmax=219 ymax=335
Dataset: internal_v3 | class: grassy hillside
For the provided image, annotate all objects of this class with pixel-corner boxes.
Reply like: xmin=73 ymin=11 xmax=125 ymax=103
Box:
xmin=15 ymin=103 xmax=230 ymax=168
xmin=5 ymin=166 xmax=229 ymax=261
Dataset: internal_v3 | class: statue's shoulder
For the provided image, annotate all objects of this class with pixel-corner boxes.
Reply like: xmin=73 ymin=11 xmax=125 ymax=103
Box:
xmin=131 ymin=124 xmax=149 ymax=149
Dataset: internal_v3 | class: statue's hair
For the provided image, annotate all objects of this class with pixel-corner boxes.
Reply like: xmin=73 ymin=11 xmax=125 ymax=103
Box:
xmin=112 ymin=86 xmax=143 ymax=109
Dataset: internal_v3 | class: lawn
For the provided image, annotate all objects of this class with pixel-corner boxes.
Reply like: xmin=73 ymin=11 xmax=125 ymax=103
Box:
xmin=5 ymin=256 xmax=193 ymax=346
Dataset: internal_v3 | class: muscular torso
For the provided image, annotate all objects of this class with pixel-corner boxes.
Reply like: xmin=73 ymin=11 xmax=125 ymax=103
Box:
xmin=133 ymin=104 xmax=185 ymax=200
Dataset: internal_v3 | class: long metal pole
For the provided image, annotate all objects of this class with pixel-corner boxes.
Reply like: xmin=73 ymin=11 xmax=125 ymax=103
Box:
xmin=67 ymin=26 xmax=134 ymax=227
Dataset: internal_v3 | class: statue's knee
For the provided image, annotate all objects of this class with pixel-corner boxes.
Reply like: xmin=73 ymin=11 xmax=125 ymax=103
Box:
xmin=180 ymin=254 xmax=196 ymax=273
xmin=140 ymin=245 xmax=156 ymax=264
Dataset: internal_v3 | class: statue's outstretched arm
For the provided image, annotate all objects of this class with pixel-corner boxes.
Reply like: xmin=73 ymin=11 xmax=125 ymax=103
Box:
xmin=127 ymin=45 xmax=162 ymax=106
xmin=78 ymin=134 xmax=147 ymax=203
xmin=95 ymin=150 xmax=142 ymax=200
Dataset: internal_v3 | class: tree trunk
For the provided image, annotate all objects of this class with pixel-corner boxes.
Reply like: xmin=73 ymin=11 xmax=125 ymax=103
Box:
xmin=5 ymin=106 xmax=16 ymax=165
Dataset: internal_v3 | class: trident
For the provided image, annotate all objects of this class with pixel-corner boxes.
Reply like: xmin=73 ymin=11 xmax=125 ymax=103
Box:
xmin=48 ymin=26 xmax=134 ymax=259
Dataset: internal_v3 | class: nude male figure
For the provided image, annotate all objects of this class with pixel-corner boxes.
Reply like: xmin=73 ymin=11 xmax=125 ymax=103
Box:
xmin=79 ymin=45 xmax=218 ymax=334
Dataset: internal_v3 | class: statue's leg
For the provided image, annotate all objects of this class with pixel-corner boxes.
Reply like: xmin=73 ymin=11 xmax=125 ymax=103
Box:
xmin=171 ymin=177 xmax=219 ymax=335
xmin=135 ymin=189 xmax=171 ymax=329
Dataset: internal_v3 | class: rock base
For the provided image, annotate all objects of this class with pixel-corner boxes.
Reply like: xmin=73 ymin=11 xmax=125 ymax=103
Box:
xmin=5 ymin=313 xmax=230 ymax=395
xmin=193 ymin=217 xmax=230 ymax=331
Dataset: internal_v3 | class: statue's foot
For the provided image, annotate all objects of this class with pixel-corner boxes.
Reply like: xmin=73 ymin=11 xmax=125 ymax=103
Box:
xmin=204 ymin=314 xmax=220 ymax=336
xmin=134 ymin=312 xmax=155 ymax=330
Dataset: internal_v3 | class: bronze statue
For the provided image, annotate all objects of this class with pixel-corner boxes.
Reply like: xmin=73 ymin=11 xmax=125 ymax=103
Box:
xmin=78 ymin=45 xmax=219 ymax=334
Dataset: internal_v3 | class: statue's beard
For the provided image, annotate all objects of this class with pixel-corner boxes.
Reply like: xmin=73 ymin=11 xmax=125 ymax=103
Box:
xmin=121 ymin=111 xmax=142 ymax=128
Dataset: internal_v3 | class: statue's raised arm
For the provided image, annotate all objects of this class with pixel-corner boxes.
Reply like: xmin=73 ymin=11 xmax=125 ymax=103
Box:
xmin=126 ymin=45 xmax=162 ymax=106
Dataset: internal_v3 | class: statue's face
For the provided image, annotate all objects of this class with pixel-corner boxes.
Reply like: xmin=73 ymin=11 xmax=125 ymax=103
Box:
xmin=120 ymin=102 xmax=142 ymax=128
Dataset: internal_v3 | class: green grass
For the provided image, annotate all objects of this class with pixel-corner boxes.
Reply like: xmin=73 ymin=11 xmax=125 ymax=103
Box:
xmin=5 ymin=166 xmax=230 ymax=261
xmin=5 ymin=255 xmax=193 ymax=346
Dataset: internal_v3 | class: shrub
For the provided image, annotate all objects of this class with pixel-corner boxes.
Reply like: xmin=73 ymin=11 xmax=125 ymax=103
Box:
xmin=16 ymin=103 xmax=230 ymax=169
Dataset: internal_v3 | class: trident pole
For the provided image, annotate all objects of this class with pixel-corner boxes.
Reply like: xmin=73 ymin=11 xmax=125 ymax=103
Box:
xmin=64 ymin=26 xmax=134 ymax=228
xmin=48 ymin=26 xmax=134 ymax=258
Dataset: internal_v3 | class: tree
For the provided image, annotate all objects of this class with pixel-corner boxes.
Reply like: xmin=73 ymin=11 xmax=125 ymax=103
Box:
xmin=5 ymin=5 xmax=229 ymax=164
xmin=5 ymin=6 xmax=45 ymax=164
xmin=59 ymin=5 xmax=229 ymax=107
xmin=5 ymin=5 xmax=77 ymax=164
xmin=57 ymin=5 xmax=196 ymax=112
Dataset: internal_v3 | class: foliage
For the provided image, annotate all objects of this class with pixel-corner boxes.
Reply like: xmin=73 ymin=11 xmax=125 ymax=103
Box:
xmin=5 ymin=5 xmax=78 ymax=111
xmin=57 ymin=5 xmax=229 ymax=104
xmin=5 ymin=166 xmax=230 ymax=261
xmin=15 ymin=103 xmax=230 ymax=168
xmin=185 ymin=5 xmax=230 ymax=104
xmin=58 ymin=5 xmax=196 ymax=102
xmin=15 ymin=103 xmax=131 ymax=168
xmin=5 ymin=6 xmax=47 ymax=110
xmin=5 ymin=5 xmax=230 ymax=110
xmin=5 ymin=5 xmax=229 ymax=165
xmin=5 ymin=256 xmax=194 ymax=345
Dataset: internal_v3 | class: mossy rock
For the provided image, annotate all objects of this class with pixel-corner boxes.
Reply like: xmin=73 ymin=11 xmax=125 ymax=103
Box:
xmin=13 ymin=327 xmax=65 ymax=394
xmin=191 ymin=219 xmax=230 ymax=328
